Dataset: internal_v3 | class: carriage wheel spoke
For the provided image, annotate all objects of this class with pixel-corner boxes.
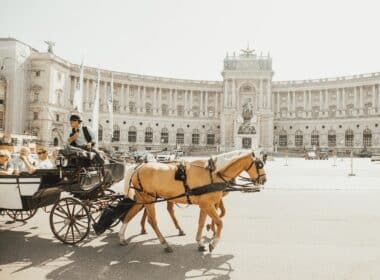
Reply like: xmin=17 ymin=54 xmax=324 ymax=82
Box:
xmin=63 ymin=224 xmax=70 ymax=241
xmin=65 ymin=200 xmax=72 ymax=218
xmin=72 ymin=223 xmax=82 ymax=238
xmin=71 ymin=204 xmax=76 ymax=217
xmin=56 ymin=224 xmax=68 ymax=235
xmin=52 ymin=211 xmax=67 ymax=220
xmin=71 ymin=225 xmax=75 ymax=242
xmin=57 ymin=204 xmax=70 ymax=217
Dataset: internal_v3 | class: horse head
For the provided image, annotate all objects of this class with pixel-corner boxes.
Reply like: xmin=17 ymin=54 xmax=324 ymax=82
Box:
xmin=244 ymin=152 xmax=267 ymax=185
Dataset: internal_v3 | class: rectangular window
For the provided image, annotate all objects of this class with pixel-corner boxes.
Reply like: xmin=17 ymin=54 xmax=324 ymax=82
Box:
xmin=176 ymin=133 xmax=184 ymax=144
xmin=161 ymin=132 xmax=169 ymax=144
xmin=128 ymin=131 xmax=137 ymax=143
xmin=279 ymin=135 xmax=287 ymax=147
xmin=328 ymin=135 xmax=336 ymax=147
xmin=207 ymin=134 xmax=215 ymax=145
xmin=33 ymin=112 xmax=39 ymax=120
xmin=295 ymin=135 xmax=303 ymax=147
xmin=56 ymin=114 xmax=59 ymax=122
xmin=192 ymin=134 xmax=199 ymax=145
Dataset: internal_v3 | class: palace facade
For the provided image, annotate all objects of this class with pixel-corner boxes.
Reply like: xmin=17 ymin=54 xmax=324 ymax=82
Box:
xmin=0 ymin=38 xmax=379 ymax=154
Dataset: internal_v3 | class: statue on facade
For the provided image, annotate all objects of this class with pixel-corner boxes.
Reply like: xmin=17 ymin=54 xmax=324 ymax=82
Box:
xmin=44 ymin=40 xmax=55 ymax=54
xmin=242 ymin=101 xmax=253 ymax=123
xmin=240 ymin=43 xmax=255 ymax=57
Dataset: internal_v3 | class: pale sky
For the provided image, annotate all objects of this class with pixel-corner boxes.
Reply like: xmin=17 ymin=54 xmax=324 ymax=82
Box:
xmin=1 ymin=0 xmax=380 ymax=81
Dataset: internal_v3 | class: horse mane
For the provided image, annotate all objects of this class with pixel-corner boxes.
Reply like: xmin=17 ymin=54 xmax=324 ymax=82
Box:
xmin=208 ymin=150 xmax=252 ymax=173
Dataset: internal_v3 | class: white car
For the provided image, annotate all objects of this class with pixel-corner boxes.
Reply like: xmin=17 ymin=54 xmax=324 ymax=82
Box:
xmin=156 ymin=152 xmax=176 ymax=162
xmin=371 ymin=154 xmax=380 ymax=162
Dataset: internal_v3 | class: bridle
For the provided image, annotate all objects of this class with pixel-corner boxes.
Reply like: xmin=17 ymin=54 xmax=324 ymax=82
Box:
xmin=216 ymin=152 xmax=266 ymax=187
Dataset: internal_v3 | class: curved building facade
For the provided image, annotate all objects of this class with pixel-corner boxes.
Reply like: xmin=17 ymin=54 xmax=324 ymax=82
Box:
xmin=0 ymin=38 xmax=379 ymax=154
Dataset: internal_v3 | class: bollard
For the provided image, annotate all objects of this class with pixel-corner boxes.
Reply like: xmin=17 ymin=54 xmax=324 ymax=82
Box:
xmin=348 ymin=150 xmax=356 ymax=176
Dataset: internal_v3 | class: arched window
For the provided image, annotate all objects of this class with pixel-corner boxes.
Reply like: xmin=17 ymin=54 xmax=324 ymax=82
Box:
xmin=177 ymin=105 xmax=184 ymax=117
xmin=311 ymin=129 xmax=319 ymax=146
xmin=279 ymin=130 xmax=287 ymax=147
xmin=112 ymin=125 xmax=120 ymax=142
xmin=345 ymin=129 xmax=354 ymax=147
xmin=160 ymin=128 xmax=169 ymax=144
xmin=145 ymin=127 xmax=153 ymax=143
xmin=328 ymin=129 xmax=336 ymax=147
xmin=129 ymin=101 xmax=136 ymax=113
xmin=207 ymin=130 xmax=215 ymax=145
xmin=192 ymin=129 xmax=200 ymax=145
xmin=128 ymin=126 xmax=137 ymax=143
xmin=98 ymin=125 xmax=103 ymax=142
xmin=31 ymin=127 xmax=39 ymax=137
xmin=145 ymin=103 xmax=153 ymax=115
xmin=363 ymin=128 xmax=372 ymax=147
xmin=161 ymin=104 xmax=169 ymax=116
xmin=176 ymin=128 xmax=184 ymax=144
xmin=295 ymin=130 xmax=303 ymax=147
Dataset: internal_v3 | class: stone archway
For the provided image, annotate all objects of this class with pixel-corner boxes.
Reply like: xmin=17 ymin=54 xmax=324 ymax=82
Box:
xmin=52 ymin=128 xmax=64 ymax=147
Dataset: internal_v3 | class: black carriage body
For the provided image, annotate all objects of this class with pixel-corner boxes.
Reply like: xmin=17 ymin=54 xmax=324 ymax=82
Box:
xmin=0 ymin=170 xmax=61 ymax=211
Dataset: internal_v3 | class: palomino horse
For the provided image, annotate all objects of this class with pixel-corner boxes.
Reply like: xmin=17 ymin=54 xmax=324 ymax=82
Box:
xmin=119 ymin=151 xmax=266 ymax=252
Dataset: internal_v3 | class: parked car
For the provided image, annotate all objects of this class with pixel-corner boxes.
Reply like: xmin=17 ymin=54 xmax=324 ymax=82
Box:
xmin=318 ymin=147 xmax=329 ymax=160
xmin=358 ymin=149 xmax=372 ymax=158
xmin=305 ymin=150 xmax=318 ymax=160
xmin=174 ymin=150 xmax=184 ymax=157
xmin=156 ymin=151 xmax=176 ymax=162
xmin=371 ymin=153 xmax=380 ymax=162
xmin=132 ymin=151 xmax=156 ymax=163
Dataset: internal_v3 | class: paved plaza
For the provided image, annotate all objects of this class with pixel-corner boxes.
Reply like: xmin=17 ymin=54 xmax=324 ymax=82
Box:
xmin=1 ymin=157 xmax=380 ymax=279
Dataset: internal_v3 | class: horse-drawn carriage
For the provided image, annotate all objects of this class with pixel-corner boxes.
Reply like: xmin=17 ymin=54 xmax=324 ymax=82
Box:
xmin=0 ymin=146 xmax=125 ymax=245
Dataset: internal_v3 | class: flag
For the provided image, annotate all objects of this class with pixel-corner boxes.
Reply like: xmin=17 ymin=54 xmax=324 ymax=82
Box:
xmin=92 ymin=69 xmax=100 ymax=144
xmin=107 ymin=73 xmax=114 ymax=139
xmin=73 ymin=59 xmax=84 ymax=113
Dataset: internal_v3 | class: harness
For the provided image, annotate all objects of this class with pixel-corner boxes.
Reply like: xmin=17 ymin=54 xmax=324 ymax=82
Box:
xmin=128 ymin=154 xmax=265 ymax=205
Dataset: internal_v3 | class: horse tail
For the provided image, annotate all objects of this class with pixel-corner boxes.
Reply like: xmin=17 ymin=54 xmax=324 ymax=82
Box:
xmin=123 ymin=163 xmax=138 ymax=197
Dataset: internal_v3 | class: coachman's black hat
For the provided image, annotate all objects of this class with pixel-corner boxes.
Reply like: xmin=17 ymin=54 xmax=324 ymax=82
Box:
xmin=69 ymin=114 xmax=82 ymax=122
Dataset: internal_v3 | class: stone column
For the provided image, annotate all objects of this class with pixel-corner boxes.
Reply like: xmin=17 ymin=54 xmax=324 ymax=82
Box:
xmin=377 ymin=84 xmax=380 ymax=109
xmin=158 ymin=87 xmax=162 ymax=114
xmin=184 ymin=90 xmax=188 ymax=115
xmin=372 ymin=85 xmax=376 ymax=109
xmin=336 ymin=88 xmax=340 ymax=110
xmin=292 ymin=91 xmax=296 ymax=113
xmin=267 ymin=80 xmax=271 ymax=109
xmin=232 ymin=80 xmax=236 ymax=108
xmin=215 ymin=92 xmax=219 ymax=117
xmin=125 ymin=84 xmax=130 ymax=112
xmin=142 ymin=87 xmax=146 ymax=113
xmin=137 ymin=86 xmax=141 ymax=112
xmin=205 ymin=91 xmax=209 ymax=116
xmin=359 ymin=86 xmax=364 ymax=111
xmin=190 ymin=90 xmax=193 ymax=113
xmin=260 ymin=80 xmax=263 ymax=108
xmin=277 ymin=92 xmax=281 ymax=113
xmin=223 ymin=81 xmax=228 ymax=107
xmin=153 ymin=87 xmax=157 ymax=114
xmin=308 ymin=90 xmax=312 ymax=111
xmin=103 ymin=81 xmax=108 ymax=112
xmin=174 ymin=89 xmax=178 ymax=114
xmin=342 ymin=88 xmax=346 ymax=111
xmin=85 ymin=79 xmax=90 ymax=111
xmin=200 ymin=91 xmax=204 ymax=115
xmin=287 ymin=91 xmax=291 ymax=115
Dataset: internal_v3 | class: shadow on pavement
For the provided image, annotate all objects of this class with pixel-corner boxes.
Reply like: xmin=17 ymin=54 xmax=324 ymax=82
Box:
xmin=0 ymin=230 xmax=234 ymax=280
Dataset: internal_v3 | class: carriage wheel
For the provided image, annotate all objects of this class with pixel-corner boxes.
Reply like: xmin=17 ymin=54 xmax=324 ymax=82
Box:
xmin=6 ymin=209 xmax=38 ymax=222
xmin=49 ymin=197 xmax=90 ymax=245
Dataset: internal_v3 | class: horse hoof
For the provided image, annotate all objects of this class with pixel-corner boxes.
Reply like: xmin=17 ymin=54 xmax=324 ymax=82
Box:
xmin=140 ymin=230 xmax=147 ymax=235
xmin=198 ymin=245 xmax=206 ymax=252
xmin=178 ymin=231 xmax=186 ymax=236
xmin=164 ymin=246 xmax=173 ymax=253
xmin=209 ymin=243 xmax=214 ymax=252
xmin=206 ymin=224 xmax=211 ymax=231
xmin=119 ymin=240 xmax=128 ymax=246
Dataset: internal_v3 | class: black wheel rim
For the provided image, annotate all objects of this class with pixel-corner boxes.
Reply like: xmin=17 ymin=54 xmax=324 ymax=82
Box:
xmin=6 ymin=209 xmax=37 ymax=221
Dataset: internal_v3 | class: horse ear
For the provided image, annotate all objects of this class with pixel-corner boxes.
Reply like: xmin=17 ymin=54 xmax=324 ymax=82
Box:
xmin=251 ymin=151 xmax=255 ymax=157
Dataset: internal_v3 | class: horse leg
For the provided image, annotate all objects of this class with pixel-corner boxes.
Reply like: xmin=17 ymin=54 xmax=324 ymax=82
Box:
xmin=167 ymin=201 xmax=185 ymax=236
xmin=144 ymin=203 xmax=173 ymax=253
xmin=204 ymin=205 xmax=223 ymax=252
xmin=195 ymin=209 xmax=207 ymax=251
xmin=207 ymin=199 xmax=225 ymax=237
xmin=118 ymin=204 xmax=144 ymax=245
xmin=140 ymin=208 xmax=148 ymax=234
